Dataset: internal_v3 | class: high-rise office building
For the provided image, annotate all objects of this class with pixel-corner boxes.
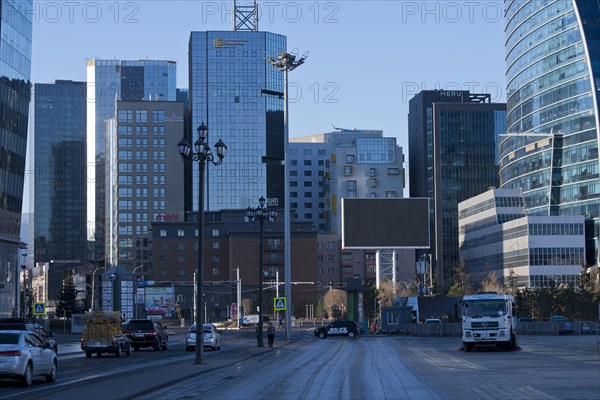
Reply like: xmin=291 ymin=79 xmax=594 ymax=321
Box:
xmin=0 ymin=0 xmax=33 ymax=317
xmin=29 ymin=81 xmax=87 ymax=266
xmin=504 ymin=1 xmax=600 ymax=267
xmin=408 ymin=90 xmax=506 ymax=291
xmin=188 ymin=31 xmax=285 ymax=212
xmin=86 ymin=59 xmax=177 ymax=265
xmin=291 ymin=128 xmax=405 ymax=234
xmin=105 ymin=100 xmax=184 ymax=272
xmin=290 ymin=128 xmax=408 ymax=286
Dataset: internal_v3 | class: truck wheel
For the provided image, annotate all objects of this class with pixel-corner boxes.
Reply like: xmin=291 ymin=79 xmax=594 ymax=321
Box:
xmin=464 ymin=342 xmax=473 ymax=352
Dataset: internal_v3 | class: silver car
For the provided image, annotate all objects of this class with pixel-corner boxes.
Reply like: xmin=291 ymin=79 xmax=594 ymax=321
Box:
xmin=0 ymin=330 xmax=58 ymax=386
xmin=186 ymin=323 xmax=222 ymax=351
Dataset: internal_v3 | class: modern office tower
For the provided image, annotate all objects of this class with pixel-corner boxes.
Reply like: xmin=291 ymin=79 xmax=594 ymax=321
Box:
xmin=408 ymin=90 xmax=506 ymax=291
xmin=0 ymin=0 xmax=33 ymax=317
xmin=86 ymin=59 xmax=177 ymax=265
xmin=504 ymin=1 xmax=600 ymax=267
xmin=188 ymin=31 xmax=286 ymax=212
xmin=105 ymin=101 xmax=184 ymax=273
xmin=291 ymin=128 xmax=405 ymax=234
xmin=287 ymin=140 xmax=331 ymax=232
xmin=459 ymin=188 xmax=586 ymax=289
xmin=291 ymin=128 xmax=407 ymax=286
xmin=29 ymin=81 xmax=87 ymax=266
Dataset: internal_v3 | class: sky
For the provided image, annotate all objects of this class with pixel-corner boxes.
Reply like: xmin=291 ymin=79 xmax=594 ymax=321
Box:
xmin=30 ymin=0 xmax=507 ymax=170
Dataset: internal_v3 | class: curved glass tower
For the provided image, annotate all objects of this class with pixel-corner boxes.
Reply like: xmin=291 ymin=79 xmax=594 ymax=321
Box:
xmin=0 ymin=0 xmax=33 ymax=317
xmin=503 ymin=0 xmax=600 ymax=266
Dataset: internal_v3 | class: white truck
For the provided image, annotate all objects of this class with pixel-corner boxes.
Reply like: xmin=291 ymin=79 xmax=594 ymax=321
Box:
xmin=459 ymin=292 xmax=517 ymax=352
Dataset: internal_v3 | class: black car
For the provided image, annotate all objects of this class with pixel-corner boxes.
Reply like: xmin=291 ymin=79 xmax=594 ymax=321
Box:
xmin=314 ymin=320 xmax=360 ymax=339
xmin=0 ymin=318 xmax=58 ymax=353
xmin=123 ymin=319 xmax=168 ymax=351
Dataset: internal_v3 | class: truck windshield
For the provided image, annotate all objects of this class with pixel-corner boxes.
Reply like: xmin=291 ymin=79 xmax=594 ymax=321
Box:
xmin=463 ymin=300 xmax=506 ymax=317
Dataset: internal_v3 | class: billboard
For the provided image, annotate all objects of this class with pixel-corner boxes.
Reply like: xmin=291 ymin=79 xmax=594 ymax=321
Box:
xmin=144 ymin=287 xmax=175 ymax=315
xmin=342 ymin=198 xmax=429 ymax=249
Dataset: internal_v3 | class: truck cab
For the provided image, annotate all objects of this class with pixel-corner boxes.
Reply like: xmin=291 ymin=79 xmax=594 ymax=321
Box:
xmin=459 ymin=292 xmax=517 ymax=352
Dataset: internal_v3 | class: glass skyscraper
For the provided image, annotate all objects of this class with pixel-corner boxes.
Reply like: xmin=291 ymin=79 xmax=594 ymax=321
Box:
xmin=188 ymin=31 xmax=286 ymax=212
xmin=0 ymin=0 xmax=33 ymax=317
xmin=504 ymin=0 xmax=600 ymax=266
xmin=86 ymin=60 xmax=177 ymax=264
xmin=30 ymin=81 xmax=87 ymax=266
xmin=409 ymin=90 xmax=506 ymax=291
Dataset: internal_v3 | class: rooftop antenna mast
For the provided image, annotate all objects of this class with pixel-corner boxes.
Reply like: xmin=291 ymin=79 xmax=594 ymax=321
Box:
xmin=233 ymin=0 xmax=258 ymax=31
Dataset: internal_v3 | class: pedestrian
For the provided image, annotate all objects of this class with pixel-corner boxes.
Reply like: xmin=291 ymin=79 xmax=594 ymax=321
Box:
xmin=267 ymin=322 xmax=276 ymax=347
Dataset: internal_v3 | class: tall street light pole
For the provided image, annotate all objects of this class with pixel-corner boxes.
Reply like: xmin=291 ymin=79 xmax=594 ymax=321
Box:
xmin=178 ymin=122 xmax=227 ymax=365
xmin=246 ymin=196 xmax=277 ymax=347
xmin=132 ymin=265 xmax=143 ymax=318
xmin=90 ymin=267 xmax=102 ymax=311
xmin=267 ymin=51 xmax=307 ymax=340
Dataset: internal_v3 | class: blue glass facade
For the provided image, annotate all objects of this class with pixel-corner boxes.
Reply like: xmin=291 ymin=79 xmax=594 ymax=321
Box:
xmin=31 ymin=81 xmax=87 ymax=266
xmin=409 ymin=91 xmax=506 ymax=290
xmin=504 ymin=0 xmax=600 ymax=266
xmin=0 ymin=0 xmax=33 ymax=317
xmin=86 ymin=60 xmax=177 ymax=262
xmin=188 ymin=31 xmax=285 ymax=212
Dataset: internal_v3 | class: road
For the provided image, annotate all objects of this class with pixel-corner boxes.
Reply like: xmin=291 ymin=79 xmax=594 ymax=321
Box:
xmin=1 ymin=330 xmax=598 ymax=400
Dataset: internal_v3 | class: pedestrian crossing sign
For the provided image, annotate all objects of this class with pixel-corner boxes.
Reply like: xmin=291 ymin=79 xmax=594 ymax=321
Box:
xmin=33 ymin=302 xmax=46 ymax=316
xmin=274 ymin=297 xmax=286 ymax=311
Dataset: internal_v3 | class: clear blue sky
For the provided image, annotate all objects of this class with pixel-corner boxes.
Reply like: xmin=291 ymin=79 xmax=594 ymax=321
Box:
xmin=31 ymin=0 xmax=506 ymax=168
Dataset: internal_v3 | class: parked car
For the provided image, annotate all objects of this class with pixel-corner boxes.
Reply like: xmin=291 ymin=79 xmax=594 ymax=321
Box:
xmin=186 ymin=323 xmax=222 ymax=351
xmin=0 ymin=318 xmax=58 ymax=354
xmin=314 ymin=320 xmax=360 ymax=339
xmin=424 ymin=318 xmax=442 ymax=324
xmin=80 ymin=311 xmax=132 ymax=358
xmin=123 ymin=319 xmax=168 ymax=351
xmin=0 ymin=330 xmax=57 ymax=386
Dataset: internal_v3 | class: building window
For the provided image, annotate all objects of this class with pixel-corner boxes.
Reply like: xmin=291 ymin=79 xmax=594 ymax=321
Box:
xmin=178 ymin=268 xmax=185 ymax=276
xmin=369 ymin=178 xmax=377 ymax=187
xmin=212 ymin=229 xmax=219 ymax=236
xmin=346 ymin=154 xmax=354 ymax=163
xmin=212 ymin=242 xmax=220 ymax=249
xmin=177 ymin=242 xmax=185 ymax=250
xmin=369 ymin=168 xmax=376 ymax=177
xmin=177 ymin=229 xmax=185 ymax=237
xmin=347 ymin=181 xmax=357 ymax=190
xmin=212 ymin=268 xmax=220 ymax=276
xmin=388 ymin=168 xmax=400 ymax=175
xmin=343 ymin=166 xmax=353 ymax=176
xmin=159 ymin=230 xmax=167 ymax=237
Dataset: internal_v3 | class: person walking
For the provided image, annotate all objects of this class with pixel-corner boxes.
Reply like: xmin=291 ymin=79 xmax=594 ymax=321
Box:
xmin=267 ymin=322 xmax=276 ymax=348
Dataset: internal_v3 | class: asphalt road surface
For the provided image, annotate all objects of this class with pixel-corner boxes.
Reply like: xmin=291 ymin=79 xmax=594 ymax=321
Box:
xmin=1 ymin=331 xmax=598 ymax=400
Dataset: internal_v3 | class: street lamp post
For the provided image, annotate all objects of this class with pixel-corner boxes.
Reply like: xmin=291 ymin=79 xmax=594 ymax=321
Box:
xmin=246 ymin=196 xmax=277 ymax=348
xmin=90 ymin=267 xmax=102 ymax=311
xmin=267 ymin=51 xmax=307 ymax=340
xmin=132 ymin=265 xmax=144 ymax=318
xmin=178 ymin=122 xmax=227 ymax=365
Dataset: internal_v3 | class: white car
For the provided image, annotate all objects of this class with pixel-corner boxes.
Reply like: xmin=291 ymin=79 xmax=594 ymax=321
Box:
xmin=186 ymin=324 xmax=222 ymax=351
xmin=0 ymin=330 xmax=58 ymax=386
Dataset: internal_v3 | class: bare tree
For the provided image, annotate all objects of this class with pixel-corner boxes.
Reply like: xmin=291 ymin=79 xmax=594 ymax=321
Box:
xmin=480 ymin=271 xmax=505 ymax=293
xmin=322 ymin=289 xmax=347 ymax=319
xmin=447 ymin=258 xmax=473 ymax=296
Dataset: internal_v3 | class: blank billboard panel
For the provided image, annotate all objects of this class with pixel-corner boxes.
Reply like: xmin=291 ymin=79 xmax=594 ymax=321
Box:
xmin=342 ymin=198 xmax=429 ymax=249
